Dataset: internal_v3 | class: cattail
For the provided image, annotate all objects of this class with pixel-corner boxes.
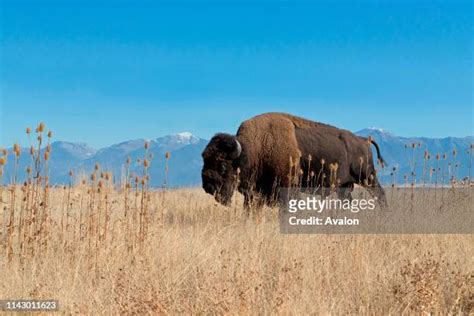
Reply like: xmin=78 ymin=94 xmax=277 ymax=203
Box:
xmin=13 ymin=143 xmax=21 ymax=157
xmin=453 ymin=149 xmax=457 ymax=157
xmin=44 ymin=151 xmax=50 ymax=161
xmin=443 ymin=154 xmax=446 ymax=160
xmin=30 ymin=146 xmax=35 ymax=155
xmin=26 ymin=127 xmax=31 ymax=134
xmin=358 ymin=157 xmax=363 ymax=165
xmin=141 ymin=178 xmax=146 ymax=186
xmin=165 ymin=151 xmax=171 ymax=159
xmin=126 ymin=157 xmax=131 ymax=164
xmin=424 ymin=150 xmax=429 ymax=159
xmin=0 ymin=157 xmax=6 ymax=166
xmin=91 ymin=173 xmax=97 ymax=182
xmin=95 ymin=163 xmax=100 ymax=171
xmin=26 ymin=166 xmax=32 ymax=174
xmin=1 ymin=149 xmax=6 ymax=156
xmin=47 ymin=131 xmax=53 ymax=138
xmin=105 ymin=173 xmax=110 ymax=181
xmin=310 ymin=171 xmax=315 ymax=177
xmin=144 ymin=159 xmax=149 ymax=168
xmin=411 ymin=143 xmax=416 ymax=149
xmin=46 ymin=144 xmax=51 ymax=152
xmin=320 ymin=158 xmax=325 ymax=165
xmin=37 ymin=122 xmax=45 ymax=133
xmin=144 ymin=141 xmax=149 ymax=150
xmin=436 ymin=154 xmax=440 ymax=160
xmin=69 ymin=170 xmax=74 ymax=177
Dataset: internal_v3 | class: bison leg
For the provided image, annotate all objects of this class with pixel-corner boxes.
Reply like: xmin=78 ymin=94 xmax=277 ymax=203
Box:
xmin=366 ymin=179 xmax=388 ymax=208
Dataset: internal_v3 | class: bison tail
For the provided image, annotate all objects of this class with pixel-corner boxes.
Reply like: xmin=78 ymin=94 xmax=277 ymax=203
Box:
xmin=370 ymin=140 xmax=386 ymax=168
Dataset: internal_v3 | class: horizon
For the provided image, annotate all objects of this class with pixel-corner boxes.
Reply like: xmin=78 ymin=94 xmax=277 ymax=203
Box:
xmin=1 ymin=1 xmax=473 ymax=147
xmin=2 ymin=125 xmax=473 ymax=150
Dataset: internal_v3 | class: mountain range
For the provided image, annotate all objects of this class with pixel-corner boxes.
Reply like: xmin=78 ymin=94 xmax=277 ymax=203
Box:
xmin=356 ymin=128 xmax=473 ymax=184
xmin=2 ymin=130 xmax=473 ymax=187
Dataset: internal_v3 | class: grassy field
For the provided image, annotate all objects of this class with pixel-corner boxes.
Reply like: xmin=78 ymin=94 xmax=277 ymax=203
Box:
xmin=0 ymin=126 xmax=472 ymax=314
xmin=0 ymin=185 xmax=472 ymax=314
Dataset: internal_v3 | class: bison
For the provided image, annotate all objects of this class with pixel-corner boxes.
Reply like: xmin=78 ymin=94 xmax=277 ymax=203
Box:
xmin=202 ymin=112 xmax=387 ymax=208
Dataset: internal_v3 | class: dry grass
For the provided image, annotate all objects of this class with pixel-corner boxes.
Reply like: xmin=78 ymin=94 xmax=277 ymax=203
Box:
xmin=0 ymin=124 xmax=473 ymax=314
xmin=0 ymin=187 xmax=473 ymax=314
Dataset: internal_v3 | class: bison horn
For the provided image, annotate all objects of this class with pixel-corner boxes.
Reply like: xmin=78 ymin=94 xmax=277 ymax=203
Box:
xmin=229 ymin=138 xmax=242 ymax=159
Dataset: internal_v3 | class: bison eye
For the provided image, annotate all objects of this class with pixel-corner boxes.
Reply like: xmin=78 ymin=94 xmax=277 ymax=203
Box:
xmin=219 ymin=163 xmax=227 ymax=175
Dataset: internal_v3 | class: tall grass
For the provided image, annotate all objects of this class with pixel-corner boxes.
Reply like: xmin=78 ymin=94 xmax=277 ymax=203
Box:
xmin=0 ymin=124 xmax=472 ymax=314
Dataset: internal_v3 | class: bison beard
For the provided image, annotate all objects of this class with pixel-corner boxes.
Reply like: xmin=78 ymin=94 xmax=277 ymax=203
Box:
xmin=202 ymin=113 xmax=387 ymax=209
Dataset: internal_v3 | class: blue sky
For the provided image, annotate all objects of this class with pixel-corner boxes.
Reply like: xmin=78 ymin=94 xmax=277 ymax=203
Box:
xmin=1 ymin=0 xmax=472 ymax=148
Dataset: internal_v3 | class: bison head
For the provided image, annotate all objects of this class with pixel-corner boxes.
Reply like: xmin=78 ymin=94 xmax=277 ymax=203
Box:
xmin=201 ymin=133 xmax=242 ymax=205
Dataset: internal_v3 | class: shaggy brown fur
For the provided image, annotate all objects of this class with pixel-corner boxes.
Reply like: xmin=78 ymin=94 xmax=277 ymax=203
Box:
xmin=202 ymin=112 xmax=386 ymax=208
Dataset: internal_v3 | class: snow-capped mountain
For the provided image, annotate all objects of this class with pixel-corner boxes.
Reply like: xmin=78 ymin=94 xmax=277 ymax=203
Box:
xmin=78 ymin=132 xmax=207 ymax=187
xmin=51 ymin=141 xmax=97 ymax=159
xmin=2 ymin=130 xmax=472 ymax=187
xmin=2 ymin=133 xmax=207 ymax=187
xmin=154 ymin=132 xmax=202 ymax=151
xmin=355 ymin=129 xmax=473 ymax=184
xmin=356 ymin=127 xmax=395 ymax=140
